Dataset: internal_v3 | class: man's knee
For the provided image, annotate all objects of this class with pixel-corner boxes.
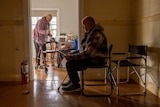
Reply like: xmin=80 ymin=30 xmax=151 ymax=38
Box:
xmin=66 ymin=61 xmax=72 ymax=67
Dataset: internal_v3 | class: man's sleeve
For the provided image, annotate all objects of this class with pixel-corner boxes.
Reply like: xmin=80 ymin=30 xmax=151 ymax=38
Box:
xmin=70 ymin=32 xmax=103 ymax=60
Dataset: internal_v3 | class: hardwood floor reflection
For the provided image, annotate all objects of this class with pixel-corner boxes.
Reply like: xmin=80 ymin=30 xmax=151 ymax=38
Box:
xmin=0 ymin=65 xmax=160 ymax=107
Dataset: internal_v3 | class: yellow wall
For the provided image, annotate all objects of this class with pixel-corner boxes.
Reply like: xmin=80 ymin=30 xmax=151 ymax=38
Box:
xmin=133 ymin=0 xmax=160 ymax=97
xmin=82 ymin=0 xmax=160 ymax=97
xmin=82 ymin=0 xmax=133 ymax=79
xmin=1 ymin=0 xmax=160 ymax=97
xmin=84 ymin=0 xmax=132 ymax=53
xmin=0 ymin=0 xmax=29 ymax=81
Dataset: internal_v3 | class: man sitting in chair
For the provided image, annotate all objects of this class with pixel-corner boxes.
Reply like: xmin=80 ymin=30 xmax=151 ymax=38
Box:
xmin=62 ymin=16 xmax=108 ymax=92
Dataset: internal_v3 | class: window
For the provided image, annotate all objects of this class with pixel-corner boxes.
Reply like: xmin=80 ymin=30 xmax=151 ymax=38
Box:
xmin=31 ymin=16 xmax=58 ymax=38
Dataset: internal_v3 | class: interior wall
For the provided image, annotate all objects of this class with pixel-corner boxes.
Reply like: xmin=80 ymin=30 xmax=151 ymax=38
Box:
xmin=133 ymin=0 xmax=160 ymax=97
xmin=0 ymin=0 xmax=79 ymax=81
xmin=1 ymin=0 xmax=159 ymax=98
xmin=84 ymin=0 xmax=133 ymax=53
xmin=0 ymin=0 xmax=28 ymax=81
xmin=82 ymin=0 xmax=133 ymax=79
xmin=31 ymin=0 xmax=79 ymax=35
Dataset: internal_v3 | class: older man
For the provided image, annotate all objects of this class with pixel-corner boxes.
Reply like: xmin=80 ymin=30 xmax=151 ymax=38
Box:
xmin=33 ymin=14 xmax=52 ymax=67
xmin=62 ymin=16 xmax=108 ymax=92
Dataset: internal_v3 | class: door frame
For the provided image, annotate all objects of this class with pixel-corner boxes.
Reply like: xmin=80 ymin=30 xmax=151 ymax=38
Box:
xmin=24 ymin=0 xmax=84 ymax=81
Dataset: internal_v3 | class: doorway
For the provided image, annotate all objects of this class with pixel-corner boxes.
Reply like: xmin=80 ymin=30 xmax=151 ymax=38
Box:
xmin=31 ymin=9 xmax=60 ymax=80
xmin=29 ymin=0 xmax=80 ymax=80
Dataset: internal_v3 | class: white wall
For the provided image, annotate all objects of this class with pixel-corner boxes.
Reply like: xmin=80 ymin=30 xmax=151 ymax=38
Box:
xmin=31 ymin=0 xmax=79 ymax=35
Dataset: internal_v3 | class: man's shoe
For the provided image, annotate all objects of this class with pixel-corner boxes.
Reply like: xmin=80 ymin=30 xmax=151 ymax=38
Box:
xmin=62 ymin=83 xmax=81 ymax=92
xmin=62 ymin=81 xmax=72 ymax=86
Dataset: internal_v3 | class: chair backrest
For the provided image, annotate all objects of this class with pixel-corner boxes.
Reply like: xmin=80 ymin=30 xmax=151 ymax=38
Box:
xmin=107 ymin=43 xmax=113 ymax=56
xmin=107 ymin=43 xmax=113 ymax=66
xmin=85 ymin=43 xmax=113 ymax=68
xmin=128 ymin=44 xmax=147 ymax=56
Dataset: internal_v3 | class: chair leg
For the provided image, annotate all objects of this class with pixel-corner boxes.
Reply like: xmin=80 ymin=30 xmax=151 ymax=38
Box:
xmin=126 ymin=66 xmax=130 ymax=82
xmin=116 ymin=67 xmax=120 ymax=96
xmin=131 ymin=66 xmax=146 ymax=95
xmin=110 ymin=72 xmax=117 ymax=86
xmin=115 ymin=66 xmax=147 ymax=96
xmin=107 ymin=71 xmax=114 ymax=94
xmin=144 ymin=68 xmax=147 ymax=94
xmin=111 ymin=67 xmax=118 ymax=86
xmin=81 ymin=69 xmax=85 ymax=95
xmin=111 ymin=66 xmax=119 ymax=95
xmin=132 ymin=67 xmax=144 ymax=84
xmin=81 ymin=68 xmax=113 ymax=97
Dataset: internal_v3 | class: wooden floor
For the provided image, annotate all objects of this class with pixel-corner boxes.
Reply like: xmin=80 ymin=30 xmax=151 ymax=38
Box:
xmin=0 ymin=64 xmax=160 ymax=107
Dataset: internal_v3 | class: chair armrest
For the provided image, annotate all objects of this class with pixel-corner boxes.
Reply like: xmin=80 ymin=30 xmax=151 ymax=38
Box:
xmin=85 ymin=56 xmax=111 ymax=60
xmin=70 ymin=50 xmax=79 ymax=54
xmin=112 ymin=52 xmax=126 ymax=55
xmin=126 ymin=56 xmax=143 ymax=59
xmin=111 ymin=52 xmax=126 ymax=61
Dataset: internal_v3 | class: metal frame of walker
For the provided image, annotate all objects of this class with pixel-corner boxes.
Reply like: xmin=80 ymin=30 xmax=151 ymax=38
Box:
xmin=35 ymin=42 xmax=57 ymax=73
xmin=35 ymin=44 xmax=48 ymax=73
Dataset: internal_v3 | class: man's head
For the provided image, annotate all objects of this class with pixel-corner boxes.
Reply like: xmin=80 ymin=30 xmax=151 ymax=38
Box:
xmin=81 ymin=16 xmax=95 ymax=33
xmin=46 ymin=14 xmax=52 ymax=22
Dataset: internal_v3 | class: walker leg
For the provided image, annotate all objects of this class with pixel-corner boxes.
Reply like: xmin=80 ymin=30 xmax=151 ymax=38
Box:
xmin=45 ymin=67 xmax=48 ymax=73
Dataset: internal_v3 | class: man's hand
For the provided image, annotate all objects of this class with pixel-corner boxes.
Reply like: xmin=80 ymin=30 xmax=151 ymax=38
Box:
xmin=64 ymin=54 xmax=70 ymax=60
xmin=46 ymin=30 xmax=52 ymax=36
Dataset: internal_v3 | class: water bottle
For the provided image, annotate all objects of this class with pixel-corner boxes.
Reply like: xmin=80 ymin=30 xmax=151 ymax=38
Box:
xmin=74 ymin=39 xmax=78 ymax=50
